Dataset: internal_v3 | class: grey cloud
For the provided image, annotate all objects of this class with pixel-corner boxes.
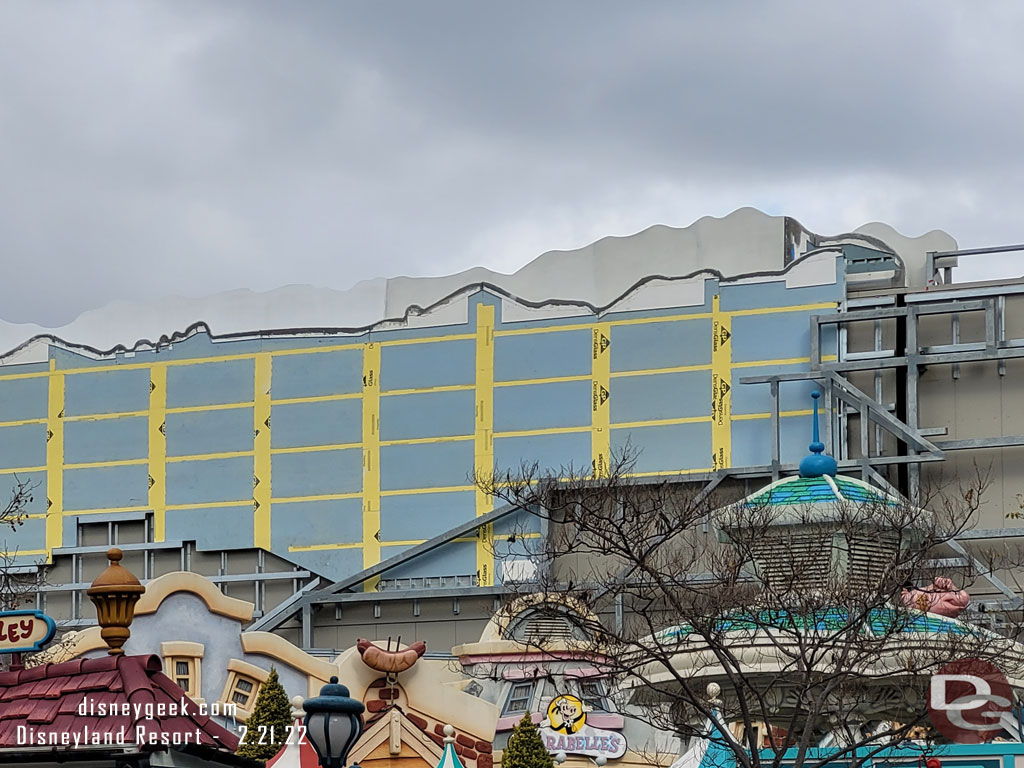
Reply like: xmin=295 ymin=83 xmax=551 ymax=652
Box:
xmin=0 ymin=1 xmax=1022 ymax=325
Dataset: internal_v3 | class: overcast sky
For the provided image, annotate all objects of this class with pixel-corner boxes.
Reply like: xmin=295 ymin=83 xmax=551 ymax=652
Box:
xmin=1 ymin=2 xmax=1022 ymax=326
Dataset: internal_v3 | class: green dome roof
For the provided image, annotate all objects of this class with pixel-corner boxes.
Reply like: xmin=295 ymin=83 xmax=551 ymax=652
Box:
xmin=744 ymin=473 xmax=903 ymax=509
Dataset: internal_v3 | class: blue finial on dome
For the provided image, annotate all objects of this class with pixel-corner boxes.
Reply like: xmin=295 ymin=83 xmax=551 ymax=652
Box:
xmin=799 ymin=391 xmax=838 ymax=478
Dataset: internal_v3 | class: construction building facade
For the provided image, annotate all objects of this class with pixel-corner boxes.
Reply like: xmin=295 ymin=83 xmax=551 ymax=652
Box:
xmin=0 ymin=207 xmax=1020 ymax=652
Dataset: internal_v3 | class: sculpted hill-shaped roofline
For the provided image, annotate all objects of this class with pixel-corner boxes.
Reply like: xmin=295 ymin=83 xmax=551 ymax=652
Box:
xmin=0 ymin=207 xmax=955 ymax=364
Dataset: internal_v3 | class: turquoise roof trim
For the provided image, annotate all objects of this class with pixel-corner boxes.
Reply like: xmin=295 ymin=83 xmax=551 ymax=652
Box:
xmin=744 ymin=474 xmax=902 ymax=508
xmin=436 ymin=731 xmax=467 ymax=768
xmin=657 ymin=606 xmax=974 ymax=642
xmin=695 ymin=739 xmax=1024 ymax=768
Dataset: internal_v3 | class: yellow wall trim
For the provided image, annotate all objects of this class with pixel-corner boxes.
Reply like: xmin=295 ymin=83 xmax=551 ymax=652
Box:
xmin=362 ymin=342 xmax=382 ymax=591
xmin=239 ymin=631 xmax=338 ymax=682
xmin=474 ymin=303 xmax=496 ymax=587
xmin=135 ymin=571 xmax=254 ymax=621
xmin=160 ymin=640 xmax=205 ymax=658
xmin=591 ymin=323 xmax=611 ymax=477
xmin=226 ymin=657 xmax=272 ymax=682
xmin=710 ymin=294 xmax=732 ymax=471
xmin=45 ymin=365 xmax=64 ymax=562
xmin=253 ymin=353 xmax=272 ymax=550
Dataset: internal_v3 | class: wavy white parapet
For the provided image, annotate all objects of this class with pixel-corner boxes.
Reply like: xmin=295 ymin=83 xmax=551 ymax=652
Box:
xmin=0 ymin=208 xmax=957 ymax=365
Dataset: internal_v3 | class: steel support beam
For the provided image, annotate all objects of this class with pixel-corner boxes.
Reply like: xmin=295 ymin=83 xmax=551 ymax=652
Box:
xmin=247 ymin=577 xmax=322 ymax=631
xmin=739 ymin=370 xmax=941 ymax=455
xmin=317 ymin=499 xmax=528 ymax=596
xmin=935 ymin=436 xmax=1024 ymax=450
xmin=946 ymin=538 xmax=1021 ymax=605
xmin=308 ymin=585 xmax=507 ymax=605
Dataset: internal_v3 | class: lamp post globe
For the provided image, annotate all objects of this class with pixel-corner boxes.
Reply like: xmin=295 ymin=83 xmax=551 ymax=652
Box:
xmin=302 ymin=676 xmax=366 ymax=768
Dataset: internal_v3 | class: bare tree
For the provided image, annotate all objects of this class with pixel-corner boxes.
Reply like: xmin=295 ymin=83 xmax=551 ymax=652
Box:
xmin=474 ymin=453 xmax=1024 ymax=768
xmin=0 ymin=473 xmax=41 ymax=612
xmin=0 ymin=474 xmax=57 ymax=671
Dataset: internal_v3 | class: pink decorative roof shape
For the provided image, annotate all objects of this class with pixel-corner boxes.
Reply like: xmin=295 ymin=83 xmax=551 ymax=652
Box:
xmin=0 ymin=653 xmax=240 ymax=751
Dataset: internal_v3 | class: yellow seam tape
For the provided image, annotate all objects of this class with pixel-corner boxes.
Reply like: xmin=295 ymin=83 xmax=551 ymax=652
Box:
xmin=149 ymin=364 xmax=167 ymax=542
xmin=591 ymin=323 xmax=611 ymax=477
xmin=253 ymin=354 xmax=272 ymax=550
xmin=711 ymin=295 xmax=732 ymax=471
xmin=45 ymin=362 xmax=64 ymax=563
xmin=362 ymin=343 xmax=381 ymax=591
xmin=475 ymin=304 xmax=495 ymax=587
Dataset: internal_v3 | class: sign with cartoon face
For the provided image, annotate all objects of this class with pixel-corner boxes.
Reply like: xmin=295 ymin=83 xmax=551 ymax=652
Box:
xmin=547 ymin=694 xmax=587 ymax=734
xmin=540 ymin=694 xmax=626 ymax=760
xmin=0 ymin=610 xmax=56 ymax=654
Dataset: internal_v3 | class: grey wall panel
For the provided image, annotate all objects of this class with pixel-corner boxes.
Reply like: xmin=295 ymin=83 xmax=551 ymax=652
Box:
xmin=379 ymin=390 xmax=475 ymax=441
xmin=64 ymin=417 xmax=147 ymax=465
xmin=494 ymin=381 xmax=591 ymax=432
xmin=0 ymin=423 xmax=46 ymax=469
xmin=0 ymin=470 xmax=45 ymax=516
xmin=166 ymin=408 xmax=254 ymax=456
xmin=611 ymin=422 xmax=712 ymax=473
xmin=271 ymin=349 xmax=363 ymax=399
xmin=382 ymin=540 xmax=476 ymax=580
xmin=1 ymin=517 xmax=44 ymax=552
xmin=719 ymin=276 xmax=840 ymax=311
xmin=494 ymin=329 xmax=592 ymax=381
xmin=0 ymin=377 xmax=47 ymax=421
xmin=64 ymin=368 xmax=149 ymax=416
xmin=272 ymin=448 xmax=361 ymax=497
xmin=270 ymin=498 xmax=363 ymax=551
xmin=166 ymin=505 xmax=255 ymax=551
xmin=64 ymin=464 xmax=149 ymax=511
xmin=380 ymin=339 xmax=475 ymax=390
xmin=731 ymin=312 xmax=814 ymax=363
xmin=286 ymin=546 xmax=363 ymax=582
xmin=270 ymin=399 xmax=362 ymax=449
xmin=731 ymin=368 xmax=818 ymax=416
xmin=731 ymin=417 xmax=813 ymax=468
xmin=166 ymin=358 xmax=255 ymax=408
xmin=166 ymin=456 xmax=252 ymax=505
xmin=380 ymin=441 xmax=476 ymax=491
xmin=610 ymin=371 xmax=711 ymax=424
xmin=379 ymin=491 xmax=475 ymax=541
xmin=609 ymin=318 xmax=711 ymax=372
xmin=493 ymin=433 xmax=590 ymax=475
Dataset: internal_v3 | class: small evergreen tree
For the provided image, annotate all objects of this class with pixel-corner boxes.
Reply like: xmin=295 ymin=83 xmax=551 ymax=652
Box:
xmin=504 ymin=713 xmax=554 ymax=768
xmin=237 ymin=667 xmax=294 ymax=761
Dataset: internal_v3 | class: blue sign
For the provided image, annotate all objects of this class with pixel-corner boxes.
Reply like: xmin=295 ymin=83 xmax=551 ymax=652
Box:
xmin=0 ymin=610 xmax=57 ymax=653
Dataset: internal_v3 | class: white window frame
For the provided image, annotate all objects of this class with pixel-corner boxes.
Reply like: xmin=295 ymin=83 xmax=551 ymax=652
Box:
xmin=503 ymin=680 xmax=537 ymax=715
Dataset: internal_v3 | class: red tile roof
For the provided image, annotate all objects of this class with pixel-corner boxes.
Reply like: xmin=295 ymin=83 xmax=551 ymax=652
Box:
xmin=0 ymin=654 xmax=240 ymax=751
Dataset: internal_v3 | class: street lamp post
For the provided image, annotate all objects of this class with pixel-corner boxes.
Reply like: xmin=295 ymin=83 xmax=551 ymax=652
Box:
xmin=303 ymin=676 xmax=366 ymax=768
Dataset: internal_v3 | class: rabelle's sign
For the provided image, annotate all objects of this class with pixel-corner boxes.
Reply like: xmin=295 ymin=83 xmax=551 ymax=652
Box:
xmin=540 ymin=695 xmax=627 ymax=760
xmin=0 ymin=610 xmax=56 ymax=653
